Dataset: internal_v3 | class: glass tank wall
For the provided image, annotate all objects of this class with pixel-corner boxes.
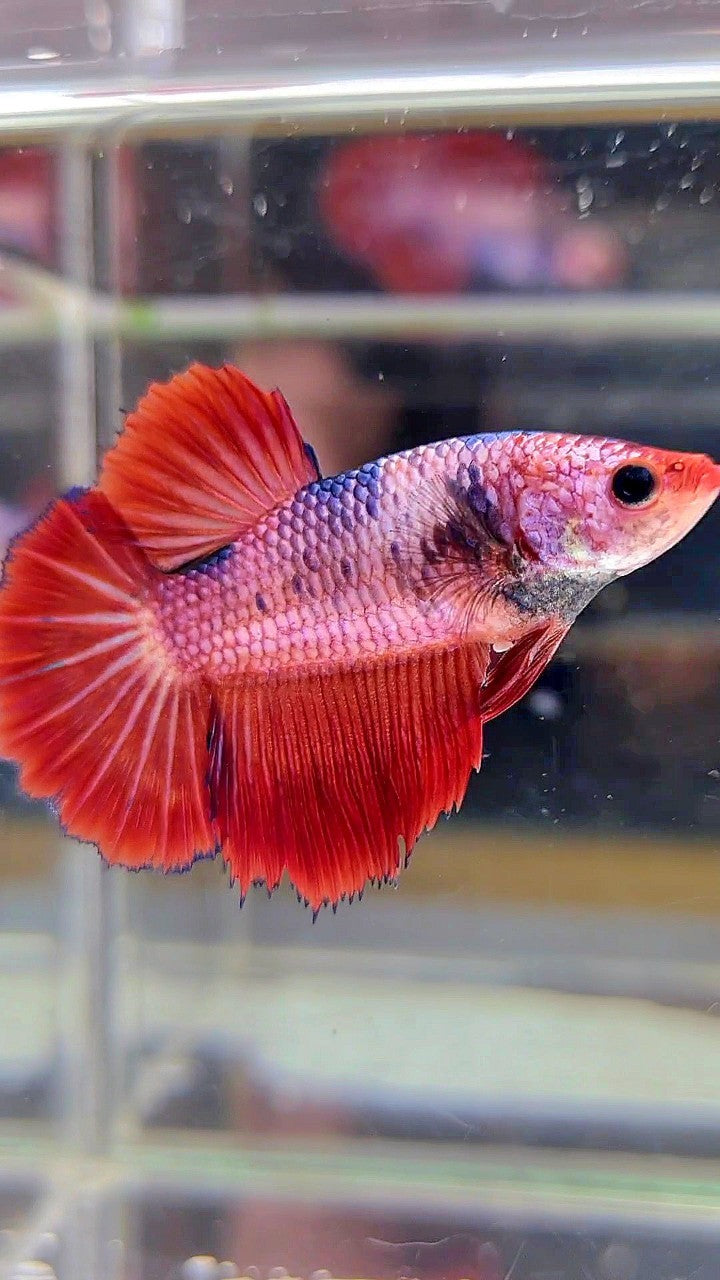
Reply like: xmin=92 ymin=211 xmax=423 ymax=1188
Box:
xmin=2 ymin=3 xmax=720 ymax=1279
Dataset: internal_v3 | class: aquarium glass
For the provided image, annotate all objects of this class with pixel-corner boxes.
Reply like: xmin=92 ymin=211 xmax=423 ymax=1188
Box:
xmin=1 ymin=4 xmax=720 ymax=1280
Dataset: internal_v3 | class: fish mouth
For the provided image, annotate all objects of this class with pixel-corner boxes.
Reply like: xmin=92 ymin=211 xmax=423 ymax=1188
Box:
xmin=690 ymin=459 xmax=720 ymax=517
xmin=663 ymin=454 xmax=720 ymax=505
xmin=688 ymin=455 xmax=720 ymax=496
xmin=654 ymin=455 xmax=720 ymax=562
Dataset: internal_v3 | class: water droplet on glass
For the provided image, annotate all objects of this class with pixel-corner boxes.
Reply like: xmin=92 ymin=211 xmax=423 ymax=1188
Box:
xmin=598 ymin=1242 xmax=639 ymax=1280
xmin=578 ymin=189 xmax=593 ymax=213
xmin=253 ymin=193 xmax=268 ymax=217
xmin=85 ymin=0 xmax=110 ymax=21
xmin=182 ymin=1259 xmax=218 ymax=1280
xmin=33 ymin=1235 xmax=58 ymax=1262
xmin=219 ymin=175 xmax=234 ymax=196
xmin=527 ymin=689 xmax=563 ymax=721
xmin=88 ymin=27 xmax=112 ymax=52
xmin=655 ymin=191 xmax=671 ymax=211
xmin=177 ymin=202 xmax=192 ymax=225
xmin=614 ymin=130 xmax=625 ymax=146
xmin=606 ymin=153 xmax=626 ymax=169
xmin=679 ymin=173 xmax=694 ymax=190
xmin=10 ymin=1266 xmax=57 ymax=1280
xmin=26 ymin=46 xmax=59 ymax=60
xmin=691 ymin=154 xmax=704 ymax=171
xmin=700 ymin=185 xmax=715 ymax=204
xmin=664 ymin=122 xmax=678 ymax=137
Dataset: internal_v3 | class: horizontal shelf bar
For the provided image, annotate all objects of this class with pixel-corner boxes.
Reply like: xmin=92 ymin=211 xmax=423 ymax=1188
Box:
xmin=5 ymin=256 xmax=720 ymax=345
xmin=130 ymin=291 xmax=720 ymax=343
xmin=5 ymin=1129 xmax=720 ymax=1237
xmin=2 ymin=56 xmax=720 ymax=140
xmin=7 ymin=287 xmax=720 ymax=346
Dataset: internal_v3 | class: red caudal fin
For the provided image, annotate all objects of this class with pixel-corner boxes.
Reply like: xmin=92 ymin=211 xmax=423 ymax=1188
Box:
xmin=0 ymin=489 xmax=214 ymax=868
xmin=206 ymin=643 xmax=491 ymax=910
xmin=98 ymin=363 xmax=321 ymax=570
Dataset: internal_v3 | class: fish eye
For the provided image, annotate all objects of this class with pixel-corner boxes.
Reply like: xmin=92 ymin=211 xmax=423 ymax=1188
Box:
xmin=611 ymin=464 xmax=658 ymax=507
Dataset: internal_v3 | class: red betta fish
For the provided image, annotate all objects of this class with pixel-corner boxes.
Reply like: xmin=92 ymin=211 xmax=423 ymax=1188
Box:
xmin=0 ymin=364 xmax=717 ymax=910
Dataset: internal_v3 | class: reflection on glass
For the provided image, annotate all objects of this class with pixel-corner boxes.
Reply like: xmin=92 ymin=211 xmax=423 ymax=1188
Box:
xmin=0 ymin=103 xmax=720 ymax=1280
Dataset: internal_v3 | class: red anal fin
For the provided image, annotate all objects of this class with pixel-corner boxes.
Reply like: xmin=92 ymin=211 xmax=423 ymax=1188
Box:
xmin=481 ymin=620 xmax=569 ymax=722
xmin=0 ymin=490 xmax=214 ymax=869
xmin=207 ymin=643 xmax=491 ymax=910
xmin=99 ymin=363 xmax=321 ymax=571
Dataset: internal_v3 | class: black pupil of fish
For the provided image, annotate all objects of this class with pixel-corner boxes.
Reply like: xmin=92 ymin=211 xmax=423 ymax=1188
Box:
xmin=611 ymin=465 xmax=657 ymax=506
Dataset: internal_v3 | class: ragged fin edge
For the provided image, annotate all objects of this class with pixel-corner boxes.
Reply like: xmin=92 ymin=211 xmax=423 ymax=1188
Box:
xmin=98 ymin=363 xmax=321 ymax=571
xmin=204 ymin=620 xmax=569 ymax=912
xmin=0 ymin=488 xmax=215 ymax=869
xmin=205 ymin=643 xmax=492 ymax=912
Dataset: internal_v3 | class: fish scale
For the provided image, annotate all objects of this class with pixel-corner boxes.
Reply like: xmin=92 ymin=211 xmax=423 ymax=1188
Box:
xmin=153 ymin=443 xmax=479 ymax=678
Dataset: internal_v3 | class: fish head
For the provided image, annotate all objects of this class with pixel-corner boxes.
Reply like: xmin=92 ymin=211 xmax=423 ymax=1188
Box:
xmin=482 ymin=433 xmax=720 ymax=622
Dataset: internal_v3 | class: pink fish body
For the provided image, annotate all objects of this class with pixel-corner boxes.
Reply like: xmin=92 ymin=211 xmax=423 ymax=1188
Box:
xmin=0 ymin=364 xmax=717 ymax=910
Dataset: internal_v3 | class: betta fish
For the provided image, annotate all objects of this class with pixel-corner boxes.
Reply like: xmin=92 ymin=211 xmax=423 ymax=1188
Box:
xmin=0 ymin=363 xmax=716 ymax=911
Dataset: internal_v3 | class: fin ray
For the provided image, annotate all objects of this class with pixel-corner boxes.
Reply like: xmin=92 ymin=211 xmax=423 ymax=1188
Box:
xmin=0 ymin=490 xmax=214 ymax=869
xmin=482 ymin=621 xmax=569 ymax=721
xmin=98 ymin=363 xmax=320 ymax=570
xmin=208 ymin=643 xmax=491 ymax=910
xmin=204 ymin=620 xmax=568 ymax=909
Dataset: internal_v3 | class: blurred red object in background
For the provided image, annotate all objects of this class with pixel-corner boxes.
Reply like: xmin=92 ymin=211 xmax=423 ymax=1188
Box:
xmin=320 ymin=131 xmax=626 ymax=294
xmin=0 ymin=149 xmax=55 ymax=267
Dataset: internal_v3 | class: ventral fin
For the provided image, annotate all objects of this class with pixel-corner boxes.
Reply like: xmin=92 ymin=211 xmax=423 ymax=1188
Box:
xmin=482 ymin=620 xmax=569 ymax=722
xmin=98 ymin=363 xmax=321 ymax=571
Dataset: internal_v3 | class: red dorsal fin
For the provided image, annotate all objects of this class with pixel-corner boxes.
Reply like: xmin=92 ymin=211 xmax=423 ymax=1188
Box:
xmin=98 ymin=363 xmax=321 ymax=571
